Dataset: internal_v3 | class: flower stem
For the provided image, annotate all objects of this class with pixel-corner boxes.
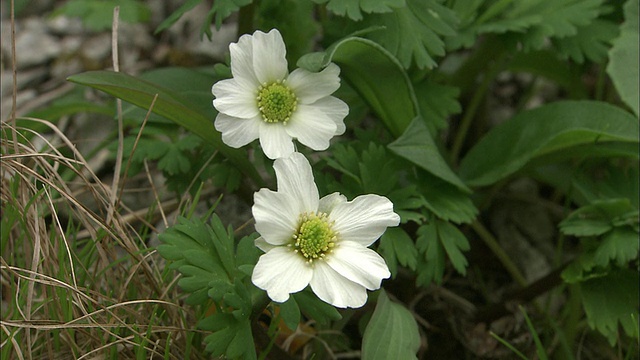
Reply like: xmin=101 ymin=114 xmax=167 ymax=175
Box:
xmin=237 ymin=2 xmax=257 ymax=37
xmin=471 ymin=220 xmax=527 ymax=287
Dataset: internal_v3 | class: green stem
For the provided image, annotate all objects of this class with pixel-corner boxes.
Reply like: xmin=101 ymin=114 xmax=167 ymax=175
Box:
xmin=471 ymin=220 xmax=528 ymax=287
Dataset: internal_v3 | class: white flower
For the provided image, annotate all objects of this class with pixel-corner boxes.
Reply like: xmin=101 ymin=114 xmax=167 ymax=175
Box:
xmin=212 ymin=29 xmax=348 ymax=159
xmin=251 ymin=152 xmax=400 ymax=308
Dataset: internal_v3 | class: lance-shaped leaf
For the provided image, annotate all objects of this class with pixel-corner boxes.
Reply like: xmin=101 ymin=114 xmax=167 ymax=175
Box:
xmin=67 ymin=70 xmax=264 ymax=187
xmin=607 ymin=0 xmax=639 ymax=117
xmin=459 ymin=100 xmax=639 ymax=187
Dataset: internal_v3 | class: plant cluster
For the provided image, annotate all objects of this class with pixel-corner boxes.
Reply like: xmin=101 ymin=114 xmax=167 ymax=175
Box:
xmin=2 ymin=0 xmax=638 ymax=359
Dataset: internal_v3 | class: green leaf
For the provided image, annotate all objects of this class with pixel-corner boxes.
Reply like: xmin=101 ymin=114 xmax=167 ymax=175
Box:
xmin=415 ymin=218 xmax=470 ymax=285
xmin=313 ymin=0 xmax=405 ymax=21
xmin=158 ymin=217 xmax=231 ymax=304
xmin=53 ymin=0 xmax=150 ymax=31
xmin=67 ymin=70 xmax=264 ymax=187
xmin=459 ymin=101 xmax=639 ymax=187
xmin=206 ymin=0 xmax=253 ymax=30
xmin=436 ymin=220 xmax=470 ymax=276
xmin=560 ymin=198 xmax=636 ymax=237
xmin=379 ymin=228 xmax=418 ymax=276
xmin=293 ymin=290 xmax=342 ymax=325
xmin=297 ymin=36 xmax=418 ymax=137
xmin=554 ymin=19 xmax=619 ymax=63
xmin=389 ymin=117 xmax=470 ymax=193
xmin=476 ymin=0 xmax=605 ymax=51
xmin=418 ymin=171 xmax=478 ymax=224
xmin=607 ymin=0 xmax=639 ymax=117
xmin=200 ymin=314 xmax=256 ymax=359
xmin=580 ymin=268 xmax=639 ymax=345
xmin=366 ymin=0 xmax=458 ymax=69
xmin=279 ymin=297 xmax=301 ymax=331
xmin=361 ymin=290 xmax=420 ymax=360
xmin=593 ymin=226 xmax=639 ymax=267
xmin=154 ymin=0 xmax=201 ymax=34
xmin=414 ymin=80 xmax=461 ymax=134
xmin=415 ymin=221 xmax=445 ymax=285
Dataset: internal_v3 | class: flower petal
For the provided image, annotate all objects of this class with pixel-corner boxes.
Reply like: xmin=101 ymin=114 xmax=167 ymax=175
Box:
xmin=285 ymin=105 xmax=337 ymax=151
xmin=214 ymin=113 xmax=260 ymax=148
xmin=252 ymin=29 xmax=288 ymax=84
xmin=288 ymin=63 xmax=341 ymax=104
xmin=309 ymin=96 xmax=348 ymax=135
xmin=255 ymin=237 xmax=276 ymax=253
xmin=229 ymin=33 xmax=259 ymax=88
xmin=331 ymin=194 xmax=400 ymax=247
xmin=259 ymin=122 xmax=295 ymax=159
xmin=326 ymin=241 xmax=391 ymax=290
xmin=253 ymin=189 xmax=299 ymax=246
xmin=252 ymin=247 xmax=313 ymax=303
xmin=318 ymin=192 xmax=347 ymax=214
xmin=309 ymin=260 xmax=368 ymax=308
xmin=273 ymin=153 xmax=319 ymax=213
xmin=212 ymin=79 xmax=259 ymax=119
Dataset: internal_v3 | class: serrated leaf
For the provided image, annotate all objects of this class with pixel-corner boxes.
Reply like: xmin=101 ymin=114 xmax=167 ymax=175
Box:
xmin=437 ymin=221 xmax=470 ymax=275
xmin=593 ymin=227 xmax=639 ymax=267
xmin=414 ymin=80 xmax=461 ymax=134
xmin=297 ymin=36 xmax=418 ymax=137
xmin=67 ymin=70 xmax=264 ymax=187
xmin=418 ymin=171 xmax=478 ymax=224
xmin=367 ymin=0 xmax=458 ymax=69
xmin=476 ymin=0 xmax=605 ymax=50
xmin=459 ymin=101 xmax=639 ymax=187
xmin=389 ymin=117 xmax=470 ymax=193
xmin=580 ymin=268 xmax=639 ymax=345
xmin=380 ymin=228 xmax=418 ymax=276
xmin=206 ymin=0 xmax=253 ymax=30
xmin=201 ymin=314 xmax=256 ymax=359
xmin=361 ymin=290 xmax=420 ymax=360
xmin=555 ymin=19 xmax=619 ymax=63
xmin=315 ymin=0 xmax=405 ymax=20
xmin=559 ymin=198 xmax=636 ymax=237
xmin=607 ymin=0 xmax=639 ymax=117
xmin=416 ymin=221 xmax=445 ymax=285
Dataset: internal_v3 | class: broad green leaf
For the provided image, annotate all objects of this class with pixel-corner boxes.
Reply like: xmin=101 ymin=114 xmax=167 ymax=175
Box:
xmin=279 ymin=297 xmax=301 ymax=331
xmin=67 ymin=70 xmax=264 ymax=187
xmin=361 ymin=290 xmax=420 ymax=360
xmin=366 ymin=0 xmax=458 ymax=69
xmin=313 ymin=0 xmax=405 ymax=21
xmin=389 ymin=117 xmax=470 ymax=193
xmin=293 ymin=290 xmax=342 ymax=325
xmin=297 ymin=37 xmax=419 ymax=137
xmin=607 ymin=0 xmax=639 ymax=117
xmin=580 ymin=268 xmax=639 ymax=345
xmin=414 ymin=80 xmax=461 ymax=134
xmin=459 ymin=101 xmax=639 ymax=187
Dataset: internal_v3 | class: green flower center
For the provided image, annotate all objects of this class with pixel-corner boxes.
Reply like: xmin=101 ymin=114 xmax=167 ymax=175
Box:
xmin=257 ymin=81 xmax=298 ymax=124
xmin=292 ymin=212 xmax=337 ymax=263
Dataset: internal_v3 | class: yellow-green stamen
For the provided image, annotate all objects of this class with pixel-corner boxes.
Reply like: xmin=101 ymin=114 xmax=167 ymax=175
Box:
xmin=257 ymin=80 xmax=298 ymax=124
xmin=292 ymin=212 xmax=337 ymax=263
